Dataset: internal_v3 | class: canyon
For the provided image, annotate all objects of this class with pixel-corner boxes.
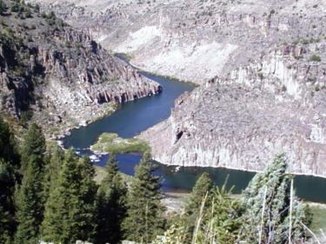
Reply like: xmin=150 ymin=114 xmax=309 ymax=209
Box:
xmin=0 ymin=0 xmax=161 ymax=136
xmin=27 ymin=0 xmax=326 ymax=176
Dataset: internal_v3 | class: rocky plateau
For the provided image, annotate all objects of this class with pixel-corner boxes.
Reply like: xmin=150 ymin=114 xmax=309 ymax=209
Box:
xmin=27 ymin=0 xmax=326 ymax=176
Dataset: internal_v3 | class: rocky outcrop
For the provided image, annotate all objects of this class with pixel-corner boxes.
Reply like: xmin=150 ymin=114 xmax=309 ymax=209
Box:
xmin=0 ymin=0 xmax=160 ymax=135
xmin=26 ymin=0 xmax=326 ymax=176
xmin=27 ymin=0 xmax=326 ymax=84
xmin=140 ymin=44 xmax=326 ymax=176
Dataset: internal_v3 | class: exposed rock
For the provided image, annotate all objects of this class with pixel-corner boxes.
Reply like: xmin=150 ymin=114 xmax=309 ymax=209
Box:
xmin=27 ymin=0 xmax=326 ymax=84
xmin=140 ymin=45 xmax=326 ymax=176
xmin=27 ymin=0 xmax=326 ymax=176
xmin=0 ymin=0 xmax=161 ymax=136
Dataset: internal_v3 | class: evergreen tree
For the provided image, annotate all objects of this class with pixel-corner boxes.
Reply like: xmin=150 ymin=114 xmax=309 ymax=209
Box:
xmin=41 ymin=150 xmax=97 ymax=243
xmin=155 ymin=186 xmax=241 ymax=244
xmin=192 ymin=186 xmax=241 ymax=244
xmin=185 ymin=172 xmax=214 ymax=216
xmin=123 ymin=153 xmax=165 ymax=243
xmin=180 ymin=172 xmax=215 ymax=242
xmin=95 ymin=154 xmax=127 ymax=244
xmin=0 ymin=118 xmax=19 ymax=243
xmin=240 ymin=154 xmax=310 ymax=243
xmin=15 ymin=124 xmax=46 ymax=243
xmin=0 ymin=117 xmax=19 ymax=167
xmin=43 ymin=143 xmax=64 ymax=200
xmin=0 ymin=159 xmax=16 ymax=244
xmin=20 ymin=123 xmax=46 ymax=173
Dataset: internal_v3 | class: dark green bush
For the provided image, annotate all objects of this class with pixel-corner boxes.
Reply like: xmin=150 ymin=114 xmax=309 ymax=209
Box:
xmin=310 ymin=54 xmax=321 ymax=62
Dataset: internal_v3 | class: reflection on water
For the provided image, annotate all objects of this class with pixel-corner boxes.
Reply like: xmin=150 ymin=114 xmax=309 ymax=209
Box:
xmin=63 ymin=71 xmax=326 ymax=203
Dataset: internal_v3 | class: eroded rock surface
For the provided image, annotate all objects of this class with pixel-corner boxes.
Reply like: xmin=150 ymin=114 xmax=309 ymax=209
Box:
xmin=0 ymin=0 xmax=160 ymax=136
xmin=140 ymin=45 xmax=326 ymax=176
xmin=28 ymin=0 xmax=326 ymax=175
xmin=29 ymin=0 xmax=326 ymax=83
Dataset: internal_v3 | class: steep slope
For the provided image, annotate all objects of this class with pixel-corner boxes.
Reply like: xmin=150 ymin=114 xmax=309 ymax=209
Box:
xmin=27 ymin=0 xmax=326 ymax=176
xmin=140 ymin=44 xmax=326 ymax=176
xmin=27 ymin=0 xmax=325 ymax=83
xmin=0 ymin=0 xmax=161 ymax=136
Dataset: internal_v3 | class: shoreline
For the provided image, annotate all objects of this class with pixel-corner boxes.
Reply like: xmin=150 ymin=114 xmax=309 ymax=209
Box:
xmin=54 ymin=54 xmax=326 ymax=183
xmin=155 ymin=161 xmax=326 ymax=180
xmin=115 ymin=52 xmax=198 ymax=87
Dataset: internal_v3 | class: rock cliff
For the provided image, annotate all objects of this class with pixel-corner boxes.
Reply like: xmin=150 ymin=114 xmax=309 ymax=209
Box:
xmin=27 ymin=0 xmax=326 ymax=83
xmin=140 ymin=43 xmax=326 ymax=176
xmin=0 ymin=0 xmax=161 ymax=136
xmin=25 ymin=0 xmax=326 ymax=175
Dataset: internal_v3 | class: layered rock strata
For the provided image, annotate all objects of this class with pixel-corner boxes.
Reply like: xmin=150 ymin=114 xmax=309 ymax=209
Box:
xmin=27 ymin=0 xmax=326 ymax=175
xmin=140 ymin=44 xmax=326 ymax=176
xmin=0 ymin=1 xmax=161 ymax=135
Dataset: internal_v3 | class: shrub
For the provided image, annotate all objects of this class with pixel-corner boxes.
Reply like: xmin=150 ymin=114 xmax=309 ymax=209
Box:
xmin=310 ymin=54 xmax=321 ymax=62
xmin=0 ymin=0 xmax=7 ymax=15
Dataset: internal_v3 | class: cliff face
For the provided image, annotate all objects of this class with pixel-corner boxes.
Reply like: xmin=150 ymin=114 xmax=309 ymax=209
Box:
xmin=27 ymin=0 xmax=325 ymax=84
xmin=0 ymin=0 xmax=160 ymax=135
xmin=25 ymin=0 xmax=326 ymax=175
xmin=140 ymin=44 xmax=326 ymax=176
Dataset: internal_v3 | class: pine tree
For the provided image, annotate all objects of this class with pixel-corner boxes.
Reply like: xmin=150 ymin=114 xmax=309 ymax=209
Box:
xmin=179 ymin=172 xmax=214 ymax=242
xmin=20 ymin=123 xmax=46 ymax=172
xmin=15 ymin=124 xmax=46 ymax=243
xmin=123 ymin=153 xmax=165 ymax=243
xmin=95 ymin=154 xmax=127 ymax=244
xmin=0 ymin=117 xmax=20 ymax=168
xmin=192 ymin=186 xmax=241 ymax=244
xmin=43 ymin=143 xmax=64 ymax=200
xmin=240 ymin=154 xmax=310 ymax=243
xmin=41 ymin=150 xmax=97 ymax=243
xmin=0 ymin=118 xmax=19 ymax=243
xmin=185 ymin=172 xmax=214 ymax=216
xmin=156 ymin=186 xmax=241 ymax=244
xmin=0 ymin=159 xmax=16 ymax=244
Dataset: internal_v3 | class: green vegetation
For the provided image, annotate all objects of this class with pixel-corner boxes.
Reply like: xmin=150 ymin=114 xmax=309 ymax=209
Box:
xmin=91 ymin=132 xmax=150 ymax=154
xmin=15 ymin=124 xmax=46 ymax=243
xmin=310 ymin=204 xmax=326 ymax=234
xmin=41 ymin=150 xmax=97 ymax=243
xmin=184 ymin=172 xmax=214 ymax=215
xmin=94 ymin=165 xmax=133 ymax=185
xmin=0 ymin=117 xmax=19 ymax=244
xmin=158 ymin=155 xmax=313 ymax=243
xmin=0 ymin=0 xmax=7 ymax=15
xmin=123 ymin=152 xmax=166 ymax=243
xmin=95 ymin=155 xmax=127 ymax=244
xmin=310 ymin=54 xmax=322 ymax=62
xmin=240 ymin=154 xmax=310 ymax=243
xmin=0 ymin=115 xmax=323 ymax=243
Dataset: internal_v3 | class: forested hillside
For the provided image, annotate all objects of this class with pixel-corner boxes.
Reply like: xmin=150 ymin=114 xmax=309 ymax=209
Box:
xmin=0 ymin=116 xmax=316 ymax=243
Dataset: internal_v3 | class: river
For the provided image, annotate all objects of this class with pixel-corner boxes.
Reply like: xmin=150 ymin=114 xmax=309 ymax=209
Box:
xmin=63 ymin=71 xmax=326 ymax=203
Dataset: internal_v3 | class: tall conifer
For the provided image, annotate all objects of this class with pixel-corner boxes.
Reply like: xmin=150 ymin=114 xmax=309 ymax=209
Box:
xmin=240 ymin=154 xmax=310 ymax=243
xmin=0 ymin=118 xmax=19 ymax=243
xmin=41 ymin=150 xmax=97 ymax=243
xmin=123 ymin=153 xmax=165 ymax=243
xmin=185 ymin=172 xmax=214 ymax=216
xmin=95 ymin=155 xmax=127 ymax=244
xmin=15 ymin=124 xmax=46 ymax=243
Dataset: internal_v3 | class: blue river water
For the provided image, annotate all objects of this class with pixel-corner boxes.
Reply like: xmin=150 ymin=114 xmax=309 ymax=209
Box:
xmin=63 ymin=70 xmax=326 ymax=203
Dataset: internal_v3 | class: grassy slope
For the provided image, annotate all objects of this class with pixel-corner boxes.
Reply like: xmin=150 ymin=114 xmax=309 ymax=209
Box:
xmin=91 ymin=132 xmax=150 ymax=154
xmin=309 ymin=204 xmax=326 ymax=234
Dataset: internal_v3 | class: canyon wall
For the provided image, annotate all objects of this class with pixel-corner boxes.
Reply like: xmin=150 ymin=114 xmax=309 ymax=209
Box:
xmin=140 ymin=44 xmax=326 ymax=176
xmin=29 ymin=0 xmax=326 ymax=175
xmin=0 ymin=1 xmax=160 ymax=136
